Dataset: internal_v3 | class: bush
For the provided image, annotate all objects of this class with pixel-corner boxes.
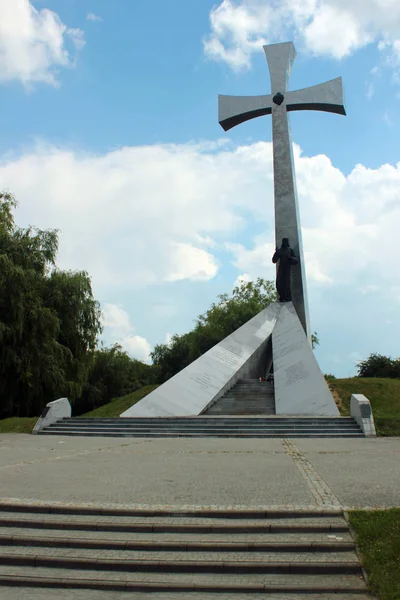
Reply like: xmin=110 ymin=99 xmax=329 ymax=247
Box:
xmin=357 ymin=353 xmax=400 ymax=378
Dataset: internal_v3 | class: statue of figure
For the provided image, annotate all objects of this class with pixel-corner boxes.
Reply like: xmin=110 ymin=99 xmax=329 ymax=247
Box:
xmin=272 ymin=238 xmax=299 ymax=302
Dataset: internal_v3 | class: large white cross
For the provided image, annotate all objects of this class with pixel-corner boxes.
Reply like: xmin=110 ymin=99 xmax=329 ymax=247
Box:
xmin=218 ymin=42 xmax=346 ymax=338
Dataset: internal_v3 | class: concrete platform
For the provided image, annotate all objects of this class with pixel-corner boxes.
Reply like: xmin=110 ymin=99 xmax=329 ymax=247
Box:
xmin=0 ymin=434 xmax=399 ymax=510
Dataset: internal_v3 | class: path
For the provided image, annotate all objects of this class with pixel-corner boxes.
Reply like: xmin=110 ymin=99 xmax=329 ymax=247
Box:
xmin=1 ymin=434 xmax=399 ymax=509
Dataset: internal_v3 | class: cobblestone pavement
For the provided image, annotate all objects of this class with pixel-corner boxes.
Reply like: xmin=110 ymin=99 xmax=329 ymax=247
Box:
xmin=1 ymin=434 xmax=399 ymax=509
xmin=281 ymin=439 xmax=341 ymax=507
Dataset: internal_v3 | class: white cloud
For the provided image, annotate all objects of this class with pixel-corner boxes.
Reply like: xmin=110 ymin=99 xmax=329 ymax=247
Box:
xmin=204 ymin=0 xmax=400 ymax=71
xmin=233 ymin=273 xmax=252 ymax=288
xmin=164 ymin=242 xmax=218 ymax=282
xmin=0 ymin=140 xmax=272 ymax=289
xmin=1 ymin=138 xmax=400 ymax=340
xmin=86 ymin=13 xmax=102 ymax=22
xmin=101 ymin=304 xmax=151 ymax=362
xmin=102 ymin=303 xmax=131 ymax=336
xmin=122 ymin=336 xmax=152 ymax=363
xmin=0 ymin=0 xmax=85 ymax=87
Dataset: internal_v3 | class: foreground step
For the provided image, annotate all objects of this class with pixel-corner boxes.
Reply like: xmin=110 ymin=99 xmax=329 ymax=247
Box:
xmin=0 ymin=591 xmax=375 ymax=600
xmin=0 ymin=504 xmax=369 ymax=596
xmin=0 ymin=568 xmax=369 ymax=594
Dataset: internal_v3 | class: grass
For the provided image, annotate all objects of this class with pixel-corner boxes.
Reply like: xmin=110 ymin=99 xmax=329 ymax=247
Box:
xmin=349 ymin=509 xmax=400 ymax=600
xmin=81 ymin=384 xmax=159 ymax=417
xmin=0 ymin=385 xmax=158 ymax=432
xmin=0 ymin=417 xmax=38 ymax=434
xmin=329 ymin=377 xmax=400 ymax=436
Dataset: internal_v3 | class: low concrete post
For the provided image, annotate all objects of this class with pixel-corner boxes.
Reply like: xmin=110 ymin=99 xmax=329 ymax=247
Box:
xmin=33 ymin=398 xmax=71 ymax=434
xmin=350 ymin=394 xmax=376 ymax=437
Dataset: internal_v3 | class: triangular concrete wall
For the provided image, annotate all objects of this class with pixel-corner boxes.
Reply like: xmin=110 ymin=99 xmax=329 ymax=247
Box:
xmin=121 ymin=303 xmax=281 ymax=417
xmin=272 ymin=303 xmax=339 ymax=415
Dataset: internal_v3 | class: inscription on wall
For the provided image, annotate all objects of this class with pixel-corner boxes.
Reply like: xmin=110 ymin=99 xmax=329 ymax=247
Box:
xmin=187 ymin=372 xmax=218 ymax=391
xmin=212 ymin=347 xmax=243 ymax=369
xmin=284 ymin=360 xmax=310 ymax=387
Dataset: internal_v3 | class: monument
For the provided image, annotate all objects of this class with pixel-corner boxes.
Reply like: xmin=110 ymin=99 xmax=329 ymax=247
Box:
xmin=219 ymin=41 xmax=345 ymax=338
xmin=272 ymin=238 xmax=298 ymax=302
xmin=121 ymin=42 xmax=345 ymax=418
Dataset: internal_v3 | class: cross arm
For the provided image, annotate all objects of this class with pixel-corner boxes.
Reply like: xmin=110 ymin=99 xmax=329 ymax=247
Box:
xmin=218 ymin=93 xmax=274 ymax=131
xmin=285 ymin=77 xmax=346 ymax=115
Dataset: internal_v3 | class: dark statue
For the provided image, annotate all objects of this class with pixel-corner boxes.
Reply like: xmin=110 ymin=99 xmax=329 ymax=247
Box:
xmin=272 ymin=238 xmax=299 ymax=302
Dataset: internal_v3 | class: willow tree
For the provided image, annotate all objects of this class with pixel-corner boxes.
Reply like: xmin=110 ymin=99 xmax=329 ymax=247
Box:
xmin=0 ymin=192 xmax=102 ymax=418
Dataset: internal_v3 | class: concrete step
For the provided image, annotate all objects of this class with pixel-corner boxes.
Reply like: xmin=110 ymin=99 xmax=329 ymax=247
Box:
xmin=216 ymin=396 xmax=274 ymax=400
xmin=51 ymin=421 xmax=359 ymax=429
xmin=0 ymin=503 xmax=344 ymax=519
xmin=0 ymin=506 xmax=369 ymax=596
xmin=38 ymin=430 xmax=364 ymax=438
xmin=232 ymin=390 xmax=273 ymax=393
xmin=0 ymin=589 xmax=374 ymax=600
xmin=0 ymin=552 xmax=362 ymax=575
xmin=205 ymin=408 xmax=275 ymax=414
xmin=0 ymin=532 xmax=356 ymax=551
xmin=47 ymin=419 xmax=360 ymax=425
xmin=63 ymin=415 xmax=355 ymax=426
xmin=39 ymin=426 xmax=363 ymax=433
xmin=210 ymin=400 xmax=274 ymax=404
xmin=0 ymin=568 xmax=369 ymax=593
xmin=0 ymin=515 xmax=350 ymax=534
xmin=39 ymin=414 xmax=364 ymax=438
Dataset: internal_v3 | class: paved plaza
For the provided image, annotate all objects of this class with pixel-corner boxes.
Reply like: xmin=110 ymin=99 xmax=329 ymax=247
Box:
xmin=1 ymin=434 xmax=399 ymax=510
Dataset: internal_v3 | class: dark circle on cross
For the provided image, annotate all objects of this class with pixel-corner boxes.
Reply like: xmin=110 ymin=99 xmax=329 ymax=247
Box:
xmin=273 ymin=92 xmax=285 ymax=106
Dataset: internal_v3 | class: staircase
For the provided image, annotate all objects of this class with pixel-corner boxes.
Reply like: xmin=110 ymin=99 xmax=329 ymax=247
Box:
xmin=37 ymin=416 xmax=364 ymax=437
xmin=36 ymin=377 xmax=364 ymax=438
xmin=205 ymin=378 xmax=275 ymax=415
xmin=0 ymin=503 xmax=371 ymax=597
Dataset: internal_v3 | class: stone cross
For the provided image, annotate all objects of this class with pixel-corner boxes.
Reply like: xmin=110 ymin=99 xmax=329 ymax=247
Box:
xmin=218 ymin=42 xmax=346 ymax=338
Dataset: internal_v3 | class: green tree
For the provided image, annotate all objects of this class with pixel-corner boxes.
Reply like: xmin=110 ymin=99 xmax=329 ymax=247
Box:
xmin=151 ymin=278 xmax=277 ymax=383
xmin=75 ymin=344 xmax=158 ymax=415
xmin=311 ymin=332 xmax=319 ymax=350
xmin=357 ymin=353 xmax=400 ymax=378
xmin=0 ymin=192 xmax=102 ymax=418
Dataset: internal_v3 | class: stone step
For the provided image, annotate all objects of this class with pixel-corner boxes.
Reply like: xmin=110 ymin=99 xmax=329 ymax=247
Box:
xmin=0 ymin=527 xmax=354 ymax=544
xmin=0 ymin=551 xmax=362 ymax=575
xmin=42 ymin=425 xmax=363 ymax=432
xmin=49 ymin=419 xmax=359 ymax=427
xmin=0 ymin=515 xmax=349 ymax=533
xmin=230 ymin=390 xmax=273 ymax=394
xmin=0 ymin=589 xmax=374 ymax=600
xmin=206 ymin=411 xmax=276 ymax=414
xmin=0 ymin=567 xmax=368 ymax=593
xmin=0 ymin=532 xmax=355 ymax=551
xmin=211 ymin=396 xmax=275 ymax=405
xmin=63 ymin=415 xmax=355 ymax=425
xmin=0 ymin=507 xmax=368 ymax=596
xmin=0 ymin=504 xmax=342 ymax=518
xmin=39 ymin=428 xmax=362 ymax=438
xmin=38 ymin=430 xmax=364 ymax=438
xmin=50 ymin=420 xmax=358 ymax=429
xmin=0 ymin=544 xmax=361 ymax=564
xmin=216 ymin=400 xmax=274 ymax=404
xmin=216 ymin=397 xmax=274 ymax=401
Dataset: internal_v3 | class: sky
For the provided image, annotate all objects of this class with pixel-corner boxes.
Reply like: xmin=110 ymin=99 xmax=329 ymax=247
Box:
xmin=0 ymin=0 xmax=399 ymax=377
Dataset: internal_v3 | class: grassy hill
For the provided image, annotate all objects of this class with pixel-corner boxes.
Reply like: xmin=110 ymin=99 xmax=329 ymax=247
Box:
xmin=329 ymin=378 xmax=400 ymax=436
xmin=81 ymin=385 xmax=159 ymax=418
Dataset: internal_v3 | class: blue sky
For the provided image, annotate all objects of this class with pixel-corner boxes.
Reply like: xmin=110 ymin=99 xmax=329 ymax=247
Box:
xmin=0 ymin=0 xmax=400 ymax=377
